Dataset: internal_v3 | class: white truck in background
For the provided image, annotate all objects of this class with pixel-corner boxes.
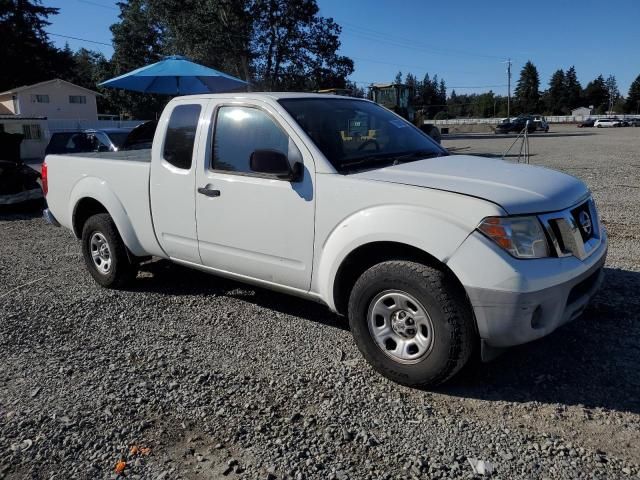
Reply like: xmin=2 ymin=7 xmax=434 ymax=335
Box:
xmin=43 ymin=93 xmax=607 ymax=386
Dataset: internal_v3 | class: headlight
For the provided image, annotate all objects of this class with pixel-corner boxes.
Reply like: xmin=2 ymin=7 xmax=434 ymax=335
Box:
xmin=478 ymin=216 xmax=550 ymax=259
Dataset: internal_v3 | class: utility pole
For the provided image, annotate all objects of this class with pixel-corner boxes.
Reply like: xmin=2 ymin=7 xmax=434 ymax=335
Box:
xmin=506 ymin=58 xmax=512 ymax=121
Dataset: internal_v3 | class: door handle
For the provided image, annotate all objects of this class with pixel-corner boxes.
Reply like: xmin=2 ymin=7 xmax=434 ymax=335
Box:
xmin=197 ymin=186 xmax=221 ymax=197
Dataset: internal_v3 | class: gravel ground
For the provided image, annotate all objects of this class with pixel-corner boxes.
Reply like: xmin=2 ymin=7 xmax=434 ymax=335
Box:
xmin=1 ymin=124 xmax=639 ymax=479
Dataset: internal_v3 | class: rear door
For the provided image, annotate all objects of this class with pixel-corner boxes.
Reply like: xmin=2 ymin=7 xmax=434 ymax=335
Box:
xmin=194 ymin=100 xmax=315 ymax=291
xmin=150 ymin=99 xmax=208 ymax=263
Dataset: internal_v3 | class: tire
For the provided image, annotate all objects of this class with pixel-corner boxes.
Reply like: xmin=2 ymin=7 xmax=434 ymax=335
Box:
xmin=347 ymin=261 xmax=475 ymax=387
xmin=81 ymin=213 xmax=137 ymax=288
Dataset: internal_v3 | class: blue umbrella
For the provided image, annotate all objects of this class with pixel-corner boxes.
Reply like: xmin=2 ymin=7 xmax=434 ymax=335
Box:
xmin=99 ymin=55 xmax=248 ymax=95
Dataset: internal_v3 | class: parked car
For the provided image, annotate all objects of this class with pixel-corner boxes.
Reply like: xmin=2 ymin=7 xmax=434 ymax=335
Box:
xmin=0 ymin=131 xmax=43 ymax=209
xmin=531 ymin=115 xmax=549 ymax=132
xmin=44 ymin=128 xmax=133 ymax=156
xmin=594 ymin=118 xmax=622 ymax=128
xmin=42 ymin=93 xmax=607 ymax=387
xmin=578 ymin=119 xmax=595 ymax=128
xmin=121 ymin=121 xmax=157 ymax=150
xmin=495 ymin=116 xmax=538 ymax=134
xmin=630 ymin=118 xmax=640 ymax=127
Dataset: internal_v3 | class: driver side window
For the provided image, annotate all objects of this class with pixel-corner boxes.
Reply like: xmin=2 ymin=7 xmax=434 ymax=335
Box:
xmin=212 ymin=106 xmax=289 ymax=174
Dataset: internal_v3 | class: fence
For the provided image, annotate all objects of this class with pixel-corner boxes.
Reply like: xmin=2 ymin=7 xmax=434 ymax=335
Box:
xmin=432 ymin=114 xmax=640 ymax=126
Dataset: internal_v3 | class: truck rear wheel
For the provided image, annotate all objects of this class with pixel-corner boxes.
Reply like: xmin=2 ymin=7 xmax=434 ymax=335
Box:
xmin=81 ymin=213 xmax=137 ymax=288
xmin=347 ymin=260 xmax=474 ymax=387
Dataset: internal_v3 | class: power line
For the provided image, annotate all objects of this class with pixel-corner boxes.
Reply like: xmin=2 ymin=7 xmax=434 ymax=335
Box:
xmin=76 ymin=0 xmax=119 ymax=10
xmin=350 ymin=56 xmax=478 ymax=75
xmin=47 ymin=32 xmax=113 ymax=47
xmin=338 ymin=20 xmax=508 ymax=61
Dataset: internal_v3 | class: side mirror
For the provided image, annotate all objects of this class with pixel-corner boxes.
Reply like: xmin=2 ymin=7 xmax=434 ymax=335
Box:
xmin=250 ymin=149 xmax=301 ymax=180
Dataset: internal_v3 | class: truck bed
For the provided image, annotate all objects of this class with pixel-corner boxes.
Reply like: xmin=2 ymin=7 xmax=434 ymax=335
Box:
xmin=45 ymin=148 xmax=162 ymax=257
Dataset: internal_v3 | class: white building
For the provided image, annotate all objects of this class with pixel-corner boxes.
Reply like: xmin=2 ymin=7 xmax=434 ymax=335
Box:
xmin=571 ymin=107 xmax=592 ymax=118
xmin=0 ymin=78 xmax=99 ymax=120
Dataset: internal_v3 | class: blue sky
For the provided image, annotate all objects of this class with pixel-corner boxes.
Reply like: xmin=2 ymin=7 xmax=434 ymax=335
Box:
xmin=44 ymin=0 xmax=640 ymax=96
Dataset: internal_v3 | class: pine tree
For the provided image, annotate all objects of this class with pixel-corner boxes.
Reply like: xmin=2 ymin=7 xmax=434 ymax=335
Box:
xmin=583 ymin=75 xmax=608 ymax=113
xmin=0 ymin=0 xmax=74 ymax=90
xmin=514 ymin=61 xmax=540 ymax=114
xmin=564 ymin=66 xmax=582 ymax=110
xmin=546 ymin=69 xmax=566 ymax=114
xmin=626 ymin=74 xmax=640 ymax=114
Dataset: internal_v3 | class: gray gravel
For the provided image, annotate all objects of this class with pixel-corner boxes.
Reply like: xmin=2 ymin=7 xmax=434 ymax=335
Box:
xmin=1 ymin=124 xmax=640 ymax=479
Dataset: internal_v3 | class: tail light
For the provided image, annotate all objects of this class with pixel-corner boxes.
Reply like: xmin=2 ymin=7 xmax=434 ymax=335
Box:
xmin=41 ymin=161 xmax=48 ymax=196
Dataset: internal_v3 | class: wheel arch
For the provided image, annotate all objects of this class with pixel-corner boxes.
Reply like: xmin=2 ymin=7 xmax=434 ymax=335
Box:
xmin=72 ymin=197 xmax=108 ymax=238
xmin=69 ymin=177 xmax=147 ymax=256
xmin=331 ymin=241 xmax=468 ymax=317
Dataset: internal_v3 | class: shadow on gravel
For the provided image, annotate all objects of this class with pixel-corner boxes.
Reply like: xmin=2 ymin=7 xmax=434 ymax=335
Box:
xmin=133 ymin=260 xmax=348 ymax=331
xmin=133 ymin=261 xmax=639 ymax=413
xmin=442 ymin=267 xmax=640 ymax=415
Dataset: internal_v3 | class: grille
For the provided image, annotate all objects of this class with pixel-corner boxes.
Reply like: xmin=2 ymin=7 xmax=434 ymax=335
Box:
xmin=538 ymin=197 xmax=602 ymax=260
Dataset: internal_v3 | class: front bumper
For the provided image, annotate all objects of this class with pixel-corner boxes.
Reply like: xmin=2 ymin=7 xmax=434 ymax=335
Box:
xmin=448 ymin=228 xmax=608 ymax=348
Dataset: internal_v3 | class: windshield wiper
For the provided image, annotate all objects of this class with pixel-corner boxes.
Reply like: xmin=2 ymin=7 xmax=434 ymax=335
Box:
xmin=388 ymin=151 xmax=443 ymax=164
xmin=340 ymin=151 xmax=443 ymax=171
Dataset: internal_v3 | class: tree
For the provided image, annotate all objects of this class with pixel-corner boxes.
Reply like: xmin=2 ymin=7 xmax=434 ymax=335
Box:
xmin=251 ymin=0 xmax=353 ymax=91
xmin=437 ymin=79 xmax=446 ymax=107
xmin=66 ymin=48 xmax=121 ymax=114
xmin=0 ymin=0 xmax=75 ymax=91
xmin=564 ymin=66 xmax=582 ymax=110
xmin=345 ymin=80 xmax=365 ymax=98
xmin=150 ymin=0 xmax=253 ymax=82
xmin=514 ymin=60 xmax=540 ymax=113
xmin=394 ymin=71 xmax=403 ymax=84
xmin=105 ymin=0 xmax=354 ymax=114
xmin=583 ymin=75 xmax=608 ymax=114
xmin=545 ymin=69 xmax=566 ymax=114
xmin=605 ymin=74 xmax=621 ymax=113
xmin=109 ymin=0 xmax=166 ymax=118
xmin=626 ymin=74 xmax=640 ymax=114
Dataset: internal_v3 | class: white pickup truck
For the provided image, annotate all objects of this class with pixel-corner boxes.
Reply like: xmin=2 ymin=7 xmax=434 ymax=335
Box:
xmin=43 ymin=93 xmax=607 ymax=386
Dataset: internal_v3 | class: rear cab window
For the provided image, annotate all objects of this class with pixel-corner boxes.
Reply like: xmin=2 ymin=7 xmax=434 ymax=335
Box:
xmin=163 ymin=104 xmax=202 ymax=169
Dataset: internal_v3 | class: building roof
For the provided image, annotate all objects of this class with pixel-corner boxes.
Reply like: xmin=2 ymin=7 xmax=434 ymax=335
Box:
xmin=0 ymin=78 xmax=99 ymax=97
xmin=370 ymin=83 xmax=405 ymax=88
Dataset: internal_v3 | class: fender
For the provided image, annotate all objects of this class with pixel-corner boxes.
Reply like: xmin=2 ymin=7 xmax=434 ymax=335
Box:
xmin=313 ymin=204 xmax=477 ymax=311
xmin=69 ymin=176 xmax=147 ymax=257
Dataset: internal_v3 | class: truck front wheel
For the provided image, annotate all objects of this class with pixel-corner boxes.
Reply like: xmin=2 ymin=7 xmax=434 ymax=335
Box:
xmin=81 ymin=213 xmax=137 ymax=288
xmin=348 ymin=261 xmax=475 ymax=387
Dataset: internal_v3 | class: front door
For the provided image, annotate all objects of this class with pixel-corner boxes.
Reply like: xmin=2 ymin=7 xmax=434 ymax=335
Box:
xmin=195 ymin=102 xmax=315 ymax=291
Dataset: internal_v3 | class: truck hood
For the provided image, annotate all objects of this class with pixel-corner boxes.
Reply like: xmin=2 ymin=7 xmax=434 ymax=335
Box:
xmin=351 ymin=154 xmax=588 ymax=215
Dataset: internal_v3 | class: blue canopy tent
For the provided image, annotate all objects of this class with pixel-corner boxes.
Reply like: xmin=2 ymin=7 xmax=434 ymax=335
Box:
xmin=99 ymin=55 xmax=248 ymax=95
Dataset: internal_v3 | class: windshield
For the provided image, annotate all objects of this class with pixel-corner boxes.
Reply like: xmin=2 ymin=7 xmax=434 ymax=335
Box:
xmin=279 ymin=98 xmax=447 ymax=172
